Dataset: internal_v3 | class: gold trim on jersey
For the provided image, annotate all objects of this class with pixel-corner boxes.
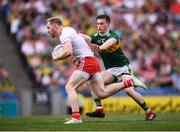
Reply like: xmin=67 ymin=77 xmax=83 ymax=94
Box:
xmin=107 ymin=41 xmax=121 ymax=53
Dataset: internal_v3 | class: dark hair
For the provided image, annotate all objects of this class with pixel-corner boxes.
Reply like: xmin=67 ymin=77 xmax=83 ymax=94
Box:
xmin=96 ymin=14 xmax=110 ymax=23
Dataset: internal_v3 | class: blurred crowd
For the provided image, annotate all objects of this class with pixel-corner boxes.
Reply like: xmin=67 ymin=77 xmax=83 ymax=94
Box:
xmin=0 ymin=59 xmax=15 ymax=92
xmin=0 ymin=0 xmax=180 ymax=94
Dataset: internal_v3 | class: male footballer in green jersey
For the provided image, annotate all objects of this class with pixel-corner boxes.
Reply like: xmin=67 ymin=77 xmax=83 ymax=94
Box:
xmin=82 ymin=14 xmax=156 ymax=120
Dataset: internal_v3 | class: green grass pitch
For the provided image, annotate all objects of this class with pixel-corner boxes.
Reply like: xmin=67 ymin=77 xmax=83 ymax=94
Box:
xmin=0 ymin=113 xmax=180 ymax=131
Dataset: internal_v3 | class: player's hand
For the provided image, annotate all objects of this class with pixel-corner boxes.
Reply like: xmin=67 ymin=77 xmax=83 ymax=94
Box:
xmin=89 ymin=44 xmax=100 ymax=52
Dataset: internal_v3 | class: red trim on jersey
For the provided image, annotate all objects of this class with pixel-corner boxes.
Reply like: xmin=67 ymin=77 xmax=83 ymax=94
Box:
xmin=76 ymin=56 xmax=101 ymax=75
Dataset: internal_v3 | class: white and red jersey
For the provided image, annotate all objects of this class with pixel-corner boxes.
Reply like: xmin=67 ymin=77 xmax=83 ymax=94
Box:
xmin=59 ymin=27 xmax=94 ymax=59
xmin=59 ymin=27 xmax=101 ymax=75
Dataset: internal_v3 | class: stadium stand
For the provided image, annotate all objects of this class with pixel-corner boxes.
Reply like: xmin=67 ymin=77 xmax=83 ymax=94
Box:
xmin=0 ymin=59 xmax=19 ymax=116
xmin=1 ymin=0 xmax=180 ymax=94
xmin=0 ymin=60 xmax=15 ymax=93
xmin=0 ymin=0 xmax=180 ymax=115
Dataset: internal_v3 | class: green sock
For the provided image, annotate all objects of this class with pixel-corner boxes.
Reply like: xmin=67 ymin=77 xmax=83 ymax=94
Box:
xmin=94 ymin=98 xmax=103 ymax=109
xmin=140 ymin=102 xmax=149 ymax=111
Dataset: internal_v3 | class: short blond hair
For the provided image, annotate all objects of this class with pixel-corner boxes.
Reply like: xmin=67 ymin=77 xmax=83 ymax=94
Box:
xmin=47 ymin=16 xmax=62 ymax=25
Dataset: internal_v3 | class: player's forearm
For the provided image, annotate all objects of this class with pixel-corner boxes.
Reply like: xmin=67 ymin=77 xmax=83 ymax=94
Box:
xmin=99 ymin=43 xmax=113 ymax=53
xmin=89 ymin=43 xmax=100 ymax=52
xmin=99 ymin=38 xmax=117 ymax=51
xmin=99 ymin=44 xmax=110 ymax=51
xmin=90 ymin=43 xmax=109 ymax=53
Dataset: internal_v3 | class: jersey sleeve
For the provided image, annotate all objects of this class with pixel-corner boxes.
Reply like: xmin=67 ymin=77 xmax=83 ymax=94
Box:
xmin=60 ymin=27 xmax=76 ymax=44
xmin=110 ymin=32 xmax=119 ymax=44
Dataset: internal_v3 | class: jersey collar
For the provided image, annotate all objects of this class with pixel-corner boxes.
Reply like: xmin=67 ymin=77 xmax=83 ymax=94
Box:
xmin=98 ymin=29 xmax=110 ymax=36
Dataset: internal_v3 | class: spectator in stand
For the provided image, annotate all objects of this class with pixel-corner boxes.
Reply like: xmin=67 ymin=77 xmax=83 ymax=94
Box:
xmin=0 ymin=0 xmax=179 ymax=93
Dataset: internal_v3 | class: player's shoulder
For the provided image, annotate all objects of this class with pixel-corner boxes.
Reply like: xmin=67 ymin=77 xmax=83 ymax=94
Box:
xmin=109 ymin=30 xmax=118 ymax=36
xmin=62 ymin=26 xmax=76 ymax=33
xmin=91 ymin=32 xmax=99 ymax=37
xmin=109 ymin=30 xmax=120 ymax=40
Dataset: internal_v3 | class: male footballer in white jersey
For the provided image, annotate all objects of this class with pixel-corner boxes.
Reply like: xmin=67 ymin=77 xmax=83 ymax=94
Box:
xmin=46 ymin=17 xmax=146 ymax=124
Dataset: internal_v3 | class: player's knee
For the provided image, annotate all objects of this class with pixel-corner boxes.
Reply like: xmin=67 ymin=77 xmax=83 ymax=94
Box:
xmin=65 ymin=84 xmax=74 ymax=92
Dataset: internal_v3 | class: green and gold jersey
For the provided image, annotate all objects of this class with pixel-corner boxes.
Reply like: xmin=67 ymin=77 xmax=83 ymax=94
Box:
xmin=91 ymin=30 xmax=129 ymax=69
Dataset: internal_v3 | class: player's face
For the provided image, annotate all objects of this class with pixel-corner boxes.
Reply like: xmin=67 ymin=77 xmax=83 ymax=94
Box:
xmin=46 ymin=22 xmax=59 ymax=38
xmin=96 ymin=19 xmax=109 ymax=34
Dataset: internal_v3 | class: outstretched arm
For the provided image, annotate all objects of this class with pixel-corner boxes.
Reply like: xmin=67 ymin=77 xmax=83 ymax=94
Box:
xmin=99 ymin=38 xmax=117 ymax=51
xmin=80 ymin=33 xmax=118 ymax=53
xmin=90 ymin=38 xmax=118 ymax=53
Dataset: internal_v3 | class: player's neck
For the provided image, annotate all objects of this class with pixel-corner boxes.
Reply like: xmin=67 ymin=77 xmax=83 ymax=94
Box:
xmin=57 ymin=27 xmax=62 ymax=36
xmin=99 ymin=29 xmax=109 ymax=36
